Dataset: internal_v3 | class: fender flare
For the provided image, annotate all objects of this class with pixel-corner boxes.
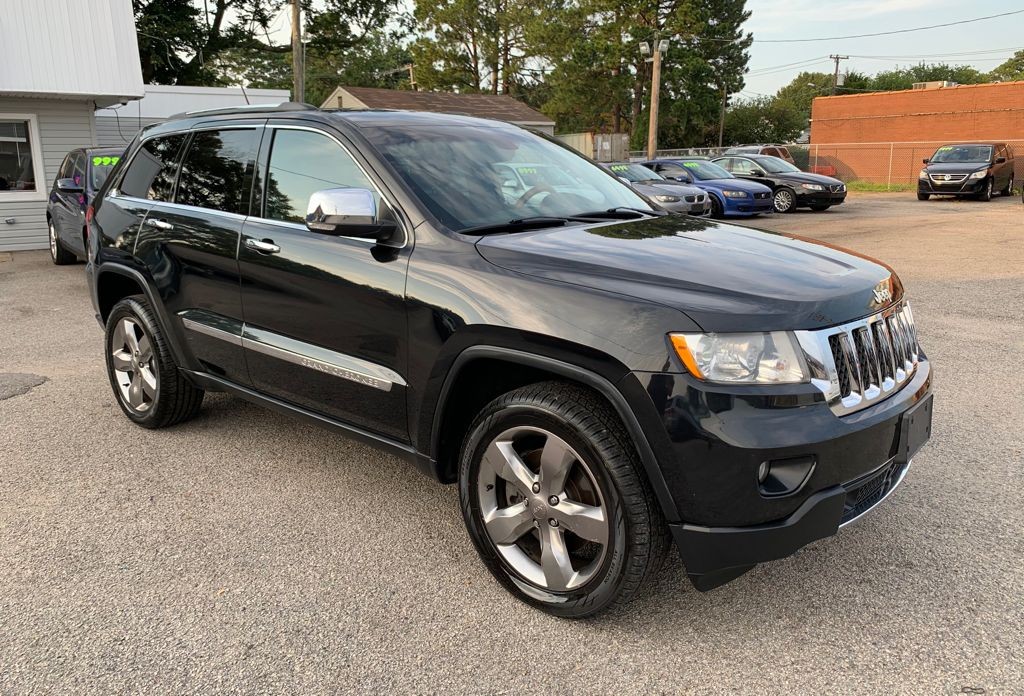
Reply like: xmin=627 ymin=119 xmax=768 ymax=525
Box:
xmin=428 ymin=345 xmax=680 ymax=522
xmin=95 ymin=263 xmax=198 ymax=371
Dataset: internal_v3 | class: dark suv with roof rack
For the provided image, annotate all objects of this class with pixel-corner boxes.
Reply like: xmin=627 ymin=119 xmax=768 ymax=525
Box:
xmin=84 ymin=102 xmax=933 ymax=618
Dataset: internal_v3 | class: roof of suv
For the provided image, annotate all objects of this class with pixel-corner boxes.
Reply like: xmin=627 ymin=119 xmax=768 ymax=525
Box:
xmin=141 ymin=103 xmax=523 ymax=141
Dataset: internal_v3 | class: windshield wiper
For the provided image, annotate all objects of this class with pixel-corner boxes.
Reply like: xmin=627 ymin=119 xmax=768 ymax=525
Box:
xmin=460 ymin=216 xmax=579 ymax=236
xmin=573 ymin=206 xmax=667 ymax=219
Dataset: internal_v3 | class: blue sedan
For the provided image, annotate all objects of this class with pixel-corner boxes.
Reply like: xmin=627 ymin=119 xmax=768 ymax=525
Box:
xmin=640 ymin=158 xmax=774 ymax=218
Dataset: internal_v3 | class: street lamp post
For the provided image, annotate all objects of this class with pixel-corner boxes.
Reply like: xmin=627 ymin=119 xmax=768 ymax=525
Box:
xmin=640 ymin=39 xmax=669 ymax=160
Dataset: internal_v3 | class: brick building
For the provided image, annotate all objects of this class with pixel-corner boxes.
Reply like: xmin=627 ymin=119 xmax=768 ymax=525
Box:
xmin=807 ymin=81 xmax=1024 ymax=185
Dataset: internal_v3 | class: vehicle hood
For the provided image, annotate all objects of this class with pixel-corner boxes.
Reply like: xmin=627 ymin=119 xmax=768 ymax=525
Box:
xmin=696 ymin=178 xmax=772 ymax=193
xmin=640 ymin=180 xmax=705 ymax=196
xmin=476 ymin=215 xmax=902 ymax=332
xmin=634 ymin=182 xmax=704 ymax=198
xmin=924 ymin=162 xmax=989 ymax=175
xmin=773 ymin=171 xmax=843 ymax=186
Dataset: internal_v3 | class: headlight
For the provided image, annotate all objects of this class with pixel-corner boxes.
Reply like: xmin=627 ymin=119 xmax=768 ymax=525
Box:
xmin=800 ymin=183 xmax=824 ymax=191
xmin=670 ymin=332 xmax=808 ymax=384
xmin=969 ymin=169 xmax=989 ymax=179
xmin=654 ymin=194 xmax=680 ymax=203
xmin=919 ymin=169 xmax=928 ymax=180
xmin=722 ymin=190 xmax=748 ymax=198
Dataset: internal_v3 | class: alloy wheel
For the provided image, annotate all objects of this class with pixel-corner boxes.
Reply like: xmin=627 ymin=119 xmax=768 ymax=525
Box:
xmin=773 ymin=189 xmax=794 ymax=213
xmin=476 ymin=426 xmax=609 ymax=592
xmin=48 ymin=222 xmax=57 ymax=260
xmin=110 ymin=317 xmax=157 ymax=412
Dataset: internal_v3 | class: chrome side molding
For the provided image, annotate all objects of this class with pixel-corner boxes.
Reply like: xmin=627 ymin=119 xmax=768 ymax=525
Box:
xmin=178 ymin=309 xmax=405 ymax=392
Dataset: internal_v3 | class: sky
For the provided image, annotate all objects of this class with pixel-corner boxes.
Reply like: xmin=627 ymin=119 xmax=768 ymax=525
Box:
xmin=741 ymin=0 xmax=1024 ymax=97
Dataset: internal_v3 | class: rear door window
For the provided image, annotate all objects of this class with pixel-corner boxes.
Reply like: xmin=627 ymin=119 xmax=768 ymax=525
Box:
xmin=175 ymin=129 xmax=259 ymax=215
xmin=119 ymin=134 xmax=187 ymax=202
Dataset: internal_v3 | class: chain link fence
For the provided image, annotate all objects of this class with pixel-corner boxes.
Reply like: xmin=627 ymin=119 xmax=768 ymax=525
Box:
xmin=630 ymin=141 xmax=1023 ymax=189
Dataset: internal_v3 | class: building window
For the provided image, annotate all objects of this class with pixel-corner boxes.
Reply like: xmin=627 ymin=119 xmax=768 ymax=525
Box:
xmin=0 ymin=114 xmax=46 ymax=201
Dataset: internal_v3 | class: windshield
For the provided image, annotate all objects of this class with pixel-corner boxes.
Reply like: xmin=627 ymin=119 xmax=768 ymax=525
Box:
xmin=929 ymin=145 xmax=992 ymax=164
xmin=679 ymin=160 xmax=734 ymax=180
xmin=361 ymin=124 xmax=654 ymax=231
xmin=89 ymin=154 xmax=121 ymax=189
xmin=607 ymin=163 xmax=664 ymax=183
xmin=752 ymin=156 xmax=800 ymax=174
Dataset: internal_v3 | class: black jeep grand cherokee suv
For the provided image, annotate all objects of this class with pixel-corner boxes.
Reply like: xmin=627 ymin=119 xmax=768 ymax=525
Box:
xmin=85 ymin=104 xmax=933 ymax=617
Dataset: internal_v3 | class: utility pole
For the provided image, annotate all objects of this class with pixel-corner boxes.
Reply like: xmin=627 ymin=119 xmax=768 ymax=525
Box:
xmin=291 ymin=0 xmax=304 ymax=103
xmin=829 ymin=54 xmax=848 ymax=96
xmin=717 ymin=83 xmax=727 ymax=147
xmin=641 ymin=38 xmax=668 ymax=160
xmin=407 ymin=63 xmax=417 ymax=91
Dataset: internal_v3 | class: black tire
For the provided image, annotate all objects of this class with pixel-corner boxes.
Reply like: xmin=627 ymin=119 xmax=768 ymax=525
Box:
xmin=809 ymin=204 xmax=830 ymax=212
xmin=917 ymin=193 xmax=930 ymax=201
xmin=459 ymin=381 xmax=670 ymax=618
xmin=772 ymin=187 xmax=797 ymax=213
xmin=1000 ymin=174 xmax=1013 ymax=196
xmin=49 ymin=219 xmax=76 ymax=265
xmin=709 ymin=194 xmax=724 ymax=218
xmin=104 ymin=296 xmax=204 ymax=429
xmin=977 ymin=179 xmax=993 ymax=202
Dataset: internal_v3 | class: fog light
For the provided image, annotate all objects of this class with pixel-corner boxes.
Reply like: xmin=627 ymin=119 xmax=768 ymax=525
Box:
xmin=758 ymin=456 xmax=816 ymax=497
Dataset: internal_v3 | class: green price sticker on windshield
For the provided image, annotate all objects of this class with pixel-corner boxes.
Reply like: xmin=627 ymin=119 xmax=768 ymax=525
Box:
xmin=937 ymin=147 xmax=953 ymax=152
xmin=517 ymin=167 xmax=538 ymax=174
xmin=683 ymin=162 xmax=700 ymax=168
xmin=93 ymin=156 xmax=120 ymax=166
xmin=610 ymin=164 xmax=628 ymax=171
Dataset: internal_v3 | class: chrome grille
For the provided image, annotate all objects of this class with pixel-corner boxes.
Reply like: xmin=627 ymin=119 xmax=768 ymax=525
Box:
xmin=684 ymin=195 xmax=696 ymax=203
xmin=696 ymin=194 xmax=705 ymax=202
xmin=929 ymin=173 xmax=967 ymax=183
xmin=796 ymin=303 xmax=920 ymax=416
xmin=829 ymin=184 xmax=845 ymax=193
xmin=754 ymin=191 xmax=771 ymax=199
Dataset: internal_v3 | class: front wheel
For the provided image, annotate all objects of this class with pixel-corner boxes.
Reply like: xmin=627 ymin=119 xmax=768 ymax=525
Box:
xmin=459 ymin=382 xmax=669 ymax=618
xmin=105 ymin=296 xmax=204 ymax=428
xmin=49 ymin=220 xmax=76 ymax=265
xmin=977 ymin=179 xmax=993 ymax=202
xmin=709 ymin=195 xmax=724 ymax=218
xmin=917 ymin=193 xmax=930 ymax=201
xmin=773 ymin=188 xmax=796 ymax=213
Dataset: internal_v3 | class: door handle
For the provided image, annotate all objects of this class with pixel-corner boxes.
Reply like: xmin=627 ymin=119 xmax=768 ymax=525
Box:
xmin=246 ymin=238 xmax=280 ymax=254
xmin=145 ymin=218 xmax=174 ymax=230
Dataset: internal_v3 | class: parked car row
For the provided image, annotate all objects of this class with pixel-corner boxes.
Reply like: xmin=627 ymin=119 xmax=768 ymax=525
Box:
xmin=47 ymin=147 xmax=123 ymax=264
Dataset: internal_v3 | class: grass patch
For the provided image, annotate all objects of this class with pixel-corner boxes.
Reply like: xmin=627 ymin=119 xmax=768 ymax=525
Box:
xmin=845 ymin=180 xmax=917 ymax=193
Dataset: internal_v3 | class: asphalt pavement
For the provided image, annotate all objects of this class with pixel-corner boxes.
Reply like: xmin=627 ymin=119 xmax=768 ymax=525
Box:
xmin=1 ymin=191 xmax=1022 ymax=694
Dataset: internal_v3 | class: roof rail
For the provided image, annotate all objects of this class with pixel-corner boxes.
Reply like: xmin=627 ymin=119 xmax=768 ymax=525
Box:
xmin=168 ymin=101 xmax=317 ymax=120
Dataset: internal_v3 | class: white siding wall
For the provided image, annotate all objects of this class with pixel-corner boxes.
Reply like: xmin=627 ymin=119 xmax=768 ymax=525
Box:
xmin=0 ymin=97 xmax=95 ymax=251
xmin=95 ymin=115 xmax=164 ymax=149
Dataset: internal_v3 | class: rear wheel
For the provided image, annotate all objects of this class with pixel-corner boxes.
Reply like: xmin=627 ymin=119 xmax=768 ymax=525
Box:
xmin=917 ymin=193 xmax=930 ymax=201
xmin=105 ymin=296 xmax=204 ymax=428
xmin=459 ymin=382 xmax=669 ymax=618
xmin=49 ymin=220 xmax=76 ymax=265
xmin=772 ymin=188 xmax=796 ymax=213
xmin=1000 ymin=174 xmax=1013 ymax=196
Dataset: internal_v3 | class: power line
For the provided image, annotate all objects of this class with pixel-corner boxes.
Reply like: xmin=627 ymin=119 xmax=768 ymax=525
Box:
xmin=752 ymin=9 xmax=1024 ymax=43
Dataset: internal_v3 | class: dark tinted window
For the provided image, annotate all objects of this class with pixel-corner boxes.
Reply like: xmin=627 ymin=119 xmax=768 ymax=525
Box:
xmin=71 ymin=154 xmax=87 ymax=188
xmin=57 ymin=153 xmax=74 ymax=179
xmin=263 ymin=128 xmax=376 ymax=224
xmin=120 ymin=134 xmax=186 ymax=201
xmin=176 ymin=129 xmax=258 ymax=215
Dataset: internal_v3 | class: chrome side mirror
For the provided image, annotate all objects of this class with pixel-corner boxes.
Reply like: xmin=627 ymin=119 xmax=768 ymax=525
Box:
xmin=305 ymin=188 xmax=398 ymax=244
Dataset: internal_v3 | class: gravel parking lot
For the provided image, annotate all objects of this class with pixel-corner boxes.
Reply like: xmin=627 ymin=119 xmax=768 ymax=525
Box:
xmin=1 ymin=192 xmax=1022 ymax=694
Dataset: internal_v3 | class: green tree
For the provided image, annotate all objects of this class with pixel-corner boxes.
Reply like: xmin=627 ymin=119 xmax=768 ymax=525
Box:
xmin=989 ymin=50 xmax=1024 ymax=82
xmin=868 ymin=63 xmax=988 ymax=91
xmin=722 ymin=95 xmax=803 ymax=145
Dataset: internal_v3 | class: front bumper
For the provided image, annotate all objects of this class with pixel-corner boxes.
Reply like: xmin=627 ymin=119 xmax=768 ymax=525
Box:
xmin=797 ymin=190 xmax=847 ymax=207
xmin=629 ymin=356 xmax=932 ymax=590
xmin=725 ymin=196 xmax=774 ymax=216
xmin=918 ymin=176 xmax=986 ymax=195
